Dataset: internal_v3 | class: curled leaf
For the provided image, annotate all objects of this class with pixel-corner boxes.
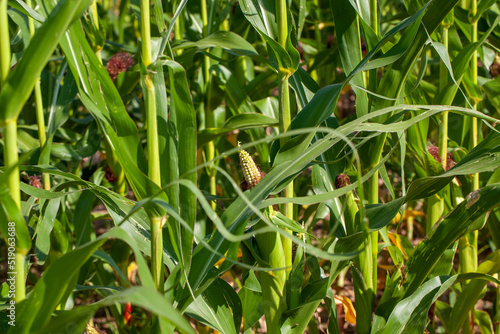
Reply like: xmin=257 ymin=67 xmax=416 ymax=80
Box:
xmin=335 ymin=294 xmax=357 ymax=324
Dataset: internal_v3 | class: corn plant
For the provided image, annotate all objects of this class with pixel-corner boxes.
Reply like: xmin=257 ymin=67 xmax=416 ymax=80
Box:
xmin=1 ymin=0 xmax=500 ymax=333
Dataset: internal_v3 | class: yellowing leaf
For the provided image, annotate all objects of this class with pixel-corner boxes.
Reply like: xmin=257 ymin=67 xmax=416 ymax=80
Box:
xmin=214 ymin=247 xmax=243 ymax=268
xmin=391 ymin=209 xmax=425 ymax=224
xmin=334 ymin=295 xmax=356 ymax=324
xmin=86 ymin=324 xmax=99 ymax=334
xmin=127 ymin=261 xmax=138 ymax=281
xmin=378 ymin=264 xmax=396 ymax=271
xmin=388 ymin=232 xmax=409 ymax=258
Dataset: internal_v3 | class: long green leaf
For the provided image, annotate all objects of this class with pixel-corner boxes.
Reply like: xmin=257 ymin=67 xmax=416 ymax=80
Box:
xmin=406 ymin=129 xmax=500 ymax=201
xmin=173 ymin=31 xmax=259 ymax=57
xmin=59 ymin=18 xmax=168 ymax=217
xmin=448 ymin=251 xmax=500 ymax=334
xmin=0 ymin=185 xmax=31 ymax=253
xmin=375 ymin=183 xmax=500 ymax=323
xmin=0 ymin=0 xmax=92 ymax=124
xmin=374 ymin=273 xmax=500 ymax=334
xmin=35 ymin=286 xmax=195 ymax=334
xmin=331 ymin=0 xmax=368 ymax=116
xmin=156 ymin=59 xmax=197 ymax=271
xmin=185 ymin=278 xmax=242 ymax=333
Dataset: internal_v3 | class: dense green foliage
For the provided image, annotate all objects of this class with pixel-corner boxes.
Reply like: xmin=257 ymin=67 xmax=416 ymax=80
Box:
xmin=1 ymin=0 xmax=500 ymax=333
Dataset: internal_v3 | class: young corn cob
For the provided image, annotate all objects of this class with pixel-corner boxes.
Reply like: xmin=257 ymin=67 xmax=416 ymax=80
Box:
xmin=238 ymin=142 xmax=265 ymax=190
xmin=238 ymin=142 xmax=286 ymax=331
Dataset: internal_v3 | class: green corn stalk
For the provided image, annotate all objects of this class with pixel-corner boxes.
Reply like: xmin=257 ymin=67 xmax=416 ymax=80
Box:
xmin=117 ymin=0 xmax=129 ymax=43
xmin=469 ymin=0 xmax=479 ymax=193
xmin=426 ymin=193 xmax=443 ymax=233
xmin=0 ymin=1 xmax=18 ymax=204
xmin=27 ymin=0 xmax=50 ymax=190
xmin=426 ymin=13 xmax=455 ymax=236
xmin=368 ymin=0 xmax=379 ymax=91
xmin=1 ymin=0 xmax=25 ymax=303
xmin=140 ymin=0 xmax=165 ymax=293
xmin=458 ymin=1 xmax=479 ymax=331
xmin=238 ymin=144 xmax=286 ymax=332
xmin=363 ymin=0 xmax=381 ymax=327
xmin=173 ymin=0 xmax=183 ymax=55
xmin=0 ymin=0 xmax=8 ymax=86
xmin=310 ymin=0 xmax=321 ymax=83
xmin=438 ymin=11 xmax=453 ymax=167
xmin=201 ymin=0 xmax=217 ymax=212
xmin=426 ymin=11 xmax=455 ymax=236
xmin=288 ymin=231 xmax=305 ymax=310
xmin=336 ymin=174 xmax=375 ymax=333
xmin=360 ymin=0 xmax=460 ymax=326
xmin=90 ymin=0 xmax=101 ymax=63
xmin=0 ymin=0 xmax=95 ymax=305
xmin=425 ymin=147 xmax=444 ymax=235
xmin=330 ymin=0 xmax=374 ymax=328
xmin=366 ymin=0 xmax=379 ymax=104
xmin=276 ymin=0 xmax=293 ymax=281
xmin=3 ymin=121 xmax=24 ymax=302
xmin=254 ymin=216 xmax=287 ymax=332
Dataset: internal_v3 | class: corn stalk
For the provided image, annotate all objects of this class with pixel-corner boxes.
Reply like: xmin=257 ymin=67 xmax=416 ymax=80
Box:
xmin=26 ymin=0 xmax=50 ymax=190
xmin=1 ymin=0 xmax=26 ymax=303
xmin=201 ymin=0 xmax=217 ymax=213
xmin=458 ymin=1 xmax=479 ymax=331
xmin=277 ymin=0 xmax=293 ymax=281
xmin=140 ymin=0 xmax=165 ymax=293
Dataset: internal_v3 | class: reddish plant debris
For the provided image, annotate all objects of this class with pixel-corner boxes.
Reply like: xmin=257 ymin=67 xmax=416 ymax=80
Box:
xmin=105 ymin=165 xmax=116 ymax=182
xmin=297 ymin=41 xmax=304 ymax=58
xmin=106 ymin=52 xmax=135 ymax=81
xmin=428 ymin=145 xmax=456 ymax=171
xmin=335 ymin=173 xmax=351 ymax=189
xmin=489 ymin=54 xmax=500 ymax=78
xmin=326 ymin=34 xmax=336 ymax=49
xmin=337 ymin=86 xmax=356 ymax=119
xmin=29 ymin=174 xmax=43 ymax=189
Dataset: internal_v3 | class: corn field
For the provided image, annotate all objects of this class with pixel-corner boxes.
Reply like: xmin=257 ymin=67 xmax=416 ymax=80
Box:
xmin=1 ymin=0 xmax=500 ymax=333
